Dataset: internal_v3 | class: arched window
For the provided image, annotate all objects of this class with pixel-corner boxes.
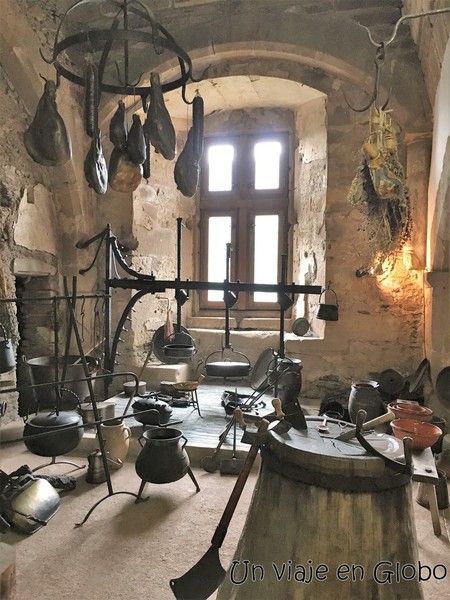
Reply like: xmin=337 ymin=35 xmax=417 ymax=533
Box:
xmin=198 ymin=131 xmax=290 ymax=317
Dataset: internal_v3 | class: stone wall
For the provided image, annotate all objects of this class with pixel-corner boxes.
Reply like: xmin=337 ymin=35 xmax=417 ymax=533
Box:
xmin=0 ymin=1 xmax=448 ymax=422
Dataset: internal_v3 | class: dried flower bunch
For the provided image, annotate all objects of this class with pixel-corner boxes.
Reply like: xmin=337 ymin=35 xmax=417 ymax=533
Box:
xmin=348 ymin=107 xmax=412 ymax=271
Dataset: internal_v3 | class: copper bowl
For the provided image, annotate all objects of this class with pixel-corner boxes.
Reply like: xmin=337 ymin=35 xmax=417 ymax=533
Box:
xmin=391 ymin=418 xmax=443 ymax=450
xmin=387 ymin=401 xmax=433 ymax=423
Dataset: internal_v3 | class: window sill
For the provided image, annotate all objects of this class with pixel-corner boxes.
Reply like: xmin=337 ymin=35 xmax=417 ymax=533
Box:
xmin=186 ymin=316 xmax=321 ymax=340
xmin=186 ymin=316 xmax=290 ymax=331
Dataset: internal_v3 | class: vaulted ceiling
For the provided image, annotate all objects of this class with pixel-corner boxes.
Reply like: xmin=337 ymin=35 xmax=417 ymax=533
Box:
xmin=13 ymin=0 xmax=434 ymax=132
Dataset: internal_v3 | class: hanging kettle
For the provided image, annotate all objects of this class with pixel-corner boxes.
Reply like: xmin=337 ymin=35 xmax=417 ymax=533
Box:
xmin=316 ymin=288 xmax=339 ymax=321
xmin=0 ymin=325 xmax=15 ymax=373
xmin=23 ymin=409 xmax=84 ymax=457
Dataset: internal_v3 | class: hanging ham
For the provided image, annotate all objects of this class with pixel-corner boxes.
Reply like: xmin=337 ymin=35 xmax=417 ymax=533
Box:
xmin=108 ymin=147 xmax=143 ymax=193
xmin=24 ymin=80 xmax=72 ymax=166
xmin=109 ymin=100 xmax=128 ymax=150
xmin=174 ymin=127 xmax=199 ymax=198
xmin=128 ymin=114 xmax=146 ymax=165
xmin=144 ymin=72 xmax=176 ymax=160
xmin=84 ymin=131 xmax=108 ymax=195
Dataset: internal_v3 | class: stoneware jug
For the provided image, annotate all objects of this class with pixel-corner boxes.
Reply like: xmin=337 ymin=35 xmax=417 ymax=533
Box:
xmin=348 ymin=380 xmax=382 ymax=423
xmin=100 ymin=419 xmax=131 ymax=467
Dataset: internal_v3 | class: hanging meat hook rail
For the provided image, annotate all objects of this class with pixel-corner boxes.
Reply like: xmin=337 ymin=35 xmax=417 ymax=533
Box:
xmin=359 ymin=8 xmax=450 ymax=49
xmin=39 ymin=0 xmax=198 ymax=99
xmin=345 ymin=7 xmax=450 ymax=113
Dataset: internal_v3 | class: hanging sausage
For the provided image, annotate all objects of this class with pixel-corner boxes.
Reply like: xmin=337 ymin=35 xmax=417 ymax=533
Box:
xmin=192 ymin=94 xmax=204 ymax=162
xmin=142 ymin=129 xmax=151 ymax=181
xmin=84 ymin=63 xmax=99 ymax=138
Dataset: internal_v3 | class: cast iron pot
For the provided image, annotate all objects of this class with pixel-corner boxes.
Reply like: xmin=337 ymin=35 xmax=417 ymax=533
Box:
xmin=163 ymin=343 xmax=197 ymax=358
xmin=132 ymin=396 xmax=173 ymax=426
xmin=23 ymin=410 xmax=84 ymax=457
xmin=163 ymin=331 xmax=196 ymax=359
xmin=205 ymin=360 xmax=252 ymax=378
xmin=25 ymin=355 xmax=99 ymax=410
xmin=135 ymin=428 xmax=190 ymax=484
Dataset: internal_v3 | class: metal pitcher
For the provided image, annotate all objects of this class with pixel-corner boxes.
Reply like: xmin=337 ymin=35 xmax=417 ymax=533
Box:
xmin=0 ymin=325 xmax=15 ymax=373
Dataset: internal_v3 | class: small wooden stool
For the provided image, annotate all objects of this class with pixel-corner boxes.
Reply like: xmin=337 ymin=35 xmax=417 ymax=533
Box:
xmin=412 ymin=447 xmax=441 ymax=536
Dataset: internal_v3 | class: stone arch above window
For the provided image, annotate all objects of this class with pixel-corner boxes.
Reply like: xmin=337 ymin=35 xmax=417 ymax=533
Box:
xmin=174 ymin=76 xmax=328 ymax=331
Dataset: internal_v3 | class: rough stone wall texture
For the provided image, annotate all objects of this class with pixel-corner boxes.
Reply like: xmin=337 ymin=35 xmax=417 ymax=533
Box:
xmin=403 ymin=0 xmax=450 ymax=106
xmin=0 ymin=65 xmax=50 ymax=422
xmin=0 ymin=1 xmax=448 ymax=419
xmin=403 ymin=1 xmax=450 ymax=422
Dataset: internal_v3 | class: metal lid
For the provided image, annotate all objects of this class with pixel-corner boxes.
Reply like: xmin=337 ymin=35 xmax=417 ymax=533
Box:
xmin=250 ymin=348 xmax=277 ymax=390
xmin=436 ymin=366 xmax=450 ymax=402
xmin=408 ymin=358 xmax=430 ymax=394
xmin=27 ymin=410 xmax=82 ymax=427
xmin=292 ymin=317 xmax=310 ymax=336
xmin=379 ymin=368 xmax=404 ymax=395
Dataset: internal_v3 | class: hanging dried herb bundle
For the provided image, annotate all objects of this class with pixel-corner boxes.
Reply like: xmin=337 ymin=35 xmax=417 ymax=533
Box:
xmin=348 ymin=107 xmax=411 ymax=270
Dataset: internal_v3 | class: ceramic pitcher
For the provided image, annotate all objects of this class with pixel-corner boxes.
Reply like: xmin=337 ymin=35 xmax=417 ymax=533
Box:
xmin=100 ymin=419 xmax=131 ymax=467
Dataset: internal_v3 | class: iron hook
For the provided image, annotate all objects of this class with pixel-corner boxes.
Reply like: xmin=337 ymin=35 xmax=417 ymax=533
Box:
xmin=39 ymin=48 xmax=55 ymax=65
xmin=343 ymin=43 xmax=388 ymax=113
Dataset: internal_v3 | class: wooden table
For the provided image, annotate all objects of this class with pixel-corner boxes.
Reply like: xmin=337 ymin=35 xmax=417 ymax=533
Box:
xmin=412 ymin=447 xmax=441 ymax=535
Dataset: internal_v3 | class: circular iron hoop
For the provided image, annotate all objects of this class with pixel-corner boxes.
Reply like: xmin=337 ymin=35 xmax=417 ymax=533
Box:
xmin=53 ymin=29 xmax=193 ymax=96
xmin=49 ymin=1 xmax=194 ymax=97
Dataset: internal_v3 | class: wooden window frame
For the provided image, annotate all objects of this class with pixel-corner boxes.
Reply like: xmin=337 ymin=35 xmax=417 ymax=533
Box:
xmin=198 ymin=132 xmax=291 ymax=316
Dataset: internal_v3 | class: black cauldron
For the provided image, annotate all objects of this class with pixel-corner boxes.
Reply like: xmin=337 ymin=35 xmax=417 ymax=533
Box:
xmin=132 ymin=395 xmax=173 ymax=426
xmin=23 ymin=410 xmax=84 ymax=457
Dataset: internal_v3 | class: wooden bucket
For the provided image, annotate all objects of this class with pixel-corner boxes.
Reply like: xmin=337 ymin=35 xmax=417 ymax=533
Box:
xmin=217 ymin=417 xmax=423 ymax=600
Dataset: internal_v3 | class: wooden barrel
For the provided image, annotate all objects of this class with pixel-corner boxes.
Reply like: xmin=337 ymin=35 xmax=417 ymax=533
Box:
xmin=217 ymin=417 xmax=423 ymax=600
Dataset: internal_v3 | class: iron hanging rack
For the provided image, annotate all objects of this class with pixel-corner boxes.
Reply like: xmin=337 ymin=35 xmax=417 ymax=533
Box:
xmin=345 ymin=7 xmax=450 ymax=113
xmin=77 ymin=225 xmax=322 ymax=295
xmin=76 ymin=225 xmax=323 ymax=374
xmin=39 ymin=0 xmax=196 ymax=100
xmin=359 ymin=8 xmax=450 ymax=49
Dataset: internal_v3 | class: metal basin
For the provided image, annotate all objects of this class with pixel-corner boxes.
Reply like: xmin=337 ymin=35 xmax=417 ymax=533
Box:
xmin=25 ymin=355 xmax=98 ymax=410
